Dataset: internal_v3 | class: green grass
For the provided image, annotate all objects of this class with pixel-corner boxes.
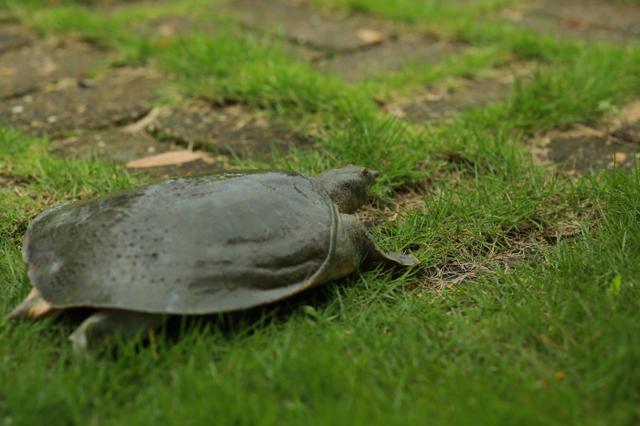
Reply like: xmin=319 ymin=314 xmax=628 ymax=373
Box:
xmin=1 ymin=0 xmax=640 ymax=425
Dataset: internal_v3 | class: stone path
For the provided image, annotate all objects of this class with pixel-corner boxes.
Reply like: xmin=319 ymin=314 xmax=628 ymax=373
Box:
xmin=2 ymin=68 xmax=161 ymax=136
xmin=384 ymin=63 xmax=535 ymax=124
xmin=225 ymin=0 xmax=463 ymax=82
xmin=0 ymin=0 xmax=638 ymax=175
xmin=0 ymin=40 xmax=105 ymax=98
xmin=49 ymin=130 xmax=174 ymax=163
xmin=502 ymin=0 xmax=640 ymax=43
xmin=0 ymin=17 xmax=307 ymax=175
xmin=226 ymin=0 xmax=392 ymax=52
xmin=528 ymin=102 xmax=640 ymax=173
xmin=146 ymin=101 xmax=308 ymax=157
xmin=316 ymin=34 xmax=457 ymax=82
xmin=0 ymin=24 xmax=33 ymax=53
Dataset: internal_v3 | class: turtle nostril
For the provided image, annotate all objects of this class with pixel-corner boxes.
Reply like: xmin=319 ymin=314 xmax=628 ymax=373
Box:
xmin=366 ymin=169 xmax=380 ymax=179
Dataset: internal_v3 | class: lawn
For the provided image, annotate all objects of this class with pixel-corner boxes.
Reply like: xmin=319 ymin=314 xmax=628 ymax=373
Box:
xmin=1 ymin=0 xmax=639 ymax=425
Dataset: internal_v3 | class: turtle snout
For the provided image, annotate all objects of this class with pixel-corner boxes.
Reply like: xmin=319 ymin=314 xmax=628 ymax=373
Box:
xmin=362 ymin=168 xmax=380 ymax=182
xmin=363 ymin=168 xmax=380 ymax=179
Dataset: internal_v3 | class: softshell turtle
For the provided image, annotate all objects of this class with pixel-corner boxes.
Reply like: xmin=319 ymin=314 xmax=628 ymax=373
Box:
xmin=8 ymin=165 xmax=418 ymax=350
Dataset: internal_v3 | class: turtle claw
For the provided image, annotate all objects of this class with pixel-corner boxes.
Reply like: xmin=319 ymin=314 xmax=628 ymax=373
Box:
xmin=6 ymin=288 xmax=56 ymax=320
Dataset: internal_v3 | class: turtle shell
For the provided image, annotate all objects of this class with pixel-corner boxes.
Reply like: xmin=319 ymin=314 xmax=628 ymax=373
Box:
xmin=23 ymin=172 xmax=339 ymax=314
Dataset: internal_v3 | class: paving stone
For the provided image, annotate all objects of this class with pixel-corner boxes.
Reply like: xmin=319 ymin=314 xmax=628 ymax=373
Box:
xmin=134 ymin=15 xmax=197 ymax=38
xmin=612 ymin=120 xmax=640 ymax=145
xmin=133 ymin=14 xmax=224 ymax=40
xmin=49 ymin=129 xmax=175 ymax=163
xmin=134 ymin=157 xmax=230 ymax=178
xmin=146 ymin=101 xmax=307 ymax=157
xmin=81 ymin=0 xmax=158 ymax=8
xmin=528 ymin=125 xmax=640 ymax=173
xmin=385 ymin=66 xmax=532 ymax=125
xmin=49 ymin=127 xmax=229 ymax=177
xmin=502 ymin=0 xmax=640 ymax=42
xmin=135 ymin=14 xmax=323 ymax=62
xmin=0 ymin=10 xmax=14 ymax=22
xmin=280 ymin=42 xmax=326 ymax=62
xmin=0 ymin=68 xmax=162 ymax=136
xmin=0 ymin=40 xmax=106 ymax=98
xmin=224 ymin=0 xmax=392 ymax=52
xmin=316 ymin=34 xmax=457 ymax=82
xmin=0 ymin=24 xmax=33 ymax=53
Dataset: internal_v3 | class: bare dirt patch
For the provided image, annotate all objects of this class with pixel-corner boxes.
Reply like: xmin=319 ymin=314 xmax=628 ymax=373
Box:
xmin=0 ymin=172 xmax=32 ymax=189
xmin=145 ymin=100 xmax=308 ymax=158
xmin=0 ymin=39 xmax=107 ymax=99
xmin=421 ymin=211 xmax=587 ymax=292
xmin=0 ymin=68 xmax=162 ymax=137
xmin=356 ymin=188 xmax=427 ymax=226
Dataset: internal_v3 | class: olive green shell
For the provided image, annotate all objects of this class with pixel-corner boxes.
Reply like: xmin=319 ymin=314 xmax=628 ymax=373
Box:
xmin=23 ymin=172 xmax=340 ymax=314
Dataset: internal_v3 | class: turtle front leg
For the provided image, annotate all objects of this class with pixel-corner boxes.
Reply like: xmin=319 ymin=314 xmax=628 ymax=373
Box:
xmin=340 ymin=214 xmax=419 ymax=267
xmin=69 ymin=310 xmax=167 ymax=353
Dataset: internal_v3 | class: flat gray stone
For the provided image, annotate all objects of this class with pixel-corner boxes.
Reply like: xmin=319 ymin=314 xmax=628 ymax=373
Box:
xmin=546 ymin=136 xmax=639 ymax=172
xmin=503 ymin=0 xmax=640 ymax=42
xmin=50 ymin=127 xmax=229 ymax=177
xmin=84 ymin=0 xmax=162 ymax=8
xmin=146 ymin=101 xmax=307 ymax=157
xmin=316 ymin=35 xmax=457 ymax=82
xmin=133 ymin=15 xmax=221 ymax=39
xmin=0 ymin=10 xmax=14 ymax=22
xmin=0 ymin=68 xmax=162 ymax=136
xmin=0 ymin=40 xmax=106 ymax=98
xmin=225 ymin=0 xmax=391 ymax=52
xmin=612 ymin=120 xmax=640 ymax=145
xmin=0 ymin=24 xmax=33 ymax=53
xmin=528 ymin=125 xmax=640 ymax=173
xmin=49 ymin=129 xmax=174 ymax=163
xmin=386 ymin=66 xmax=531 ymax=124
xmin=132 ymin=157 xmax=229 ymax=179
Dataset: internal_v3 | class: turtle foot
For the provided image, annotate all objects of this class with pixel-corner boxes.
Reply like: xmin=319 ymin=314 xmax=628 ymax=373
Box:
xmin=378 ymin=251 xmax=419 ymax=267
xmin=69 ymin=309 xmax=167 ymax=353
xmin=6 ymin=288 xmax=57 ymax=320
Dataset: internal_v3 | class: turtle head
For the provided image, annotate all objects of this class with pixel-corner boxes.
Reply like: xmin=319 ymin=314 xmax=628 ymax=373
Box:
xmin=313 ymin=165 xmax=379 ymax=213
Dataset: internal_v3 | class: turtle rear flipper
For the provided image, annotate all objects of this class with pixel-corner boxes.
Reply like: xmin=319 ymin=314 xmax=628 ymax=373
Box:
xmin=6 ymin=288 xmax=57 ymax=320
xmin=69 ymin=310 xmax=167 ymax=353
